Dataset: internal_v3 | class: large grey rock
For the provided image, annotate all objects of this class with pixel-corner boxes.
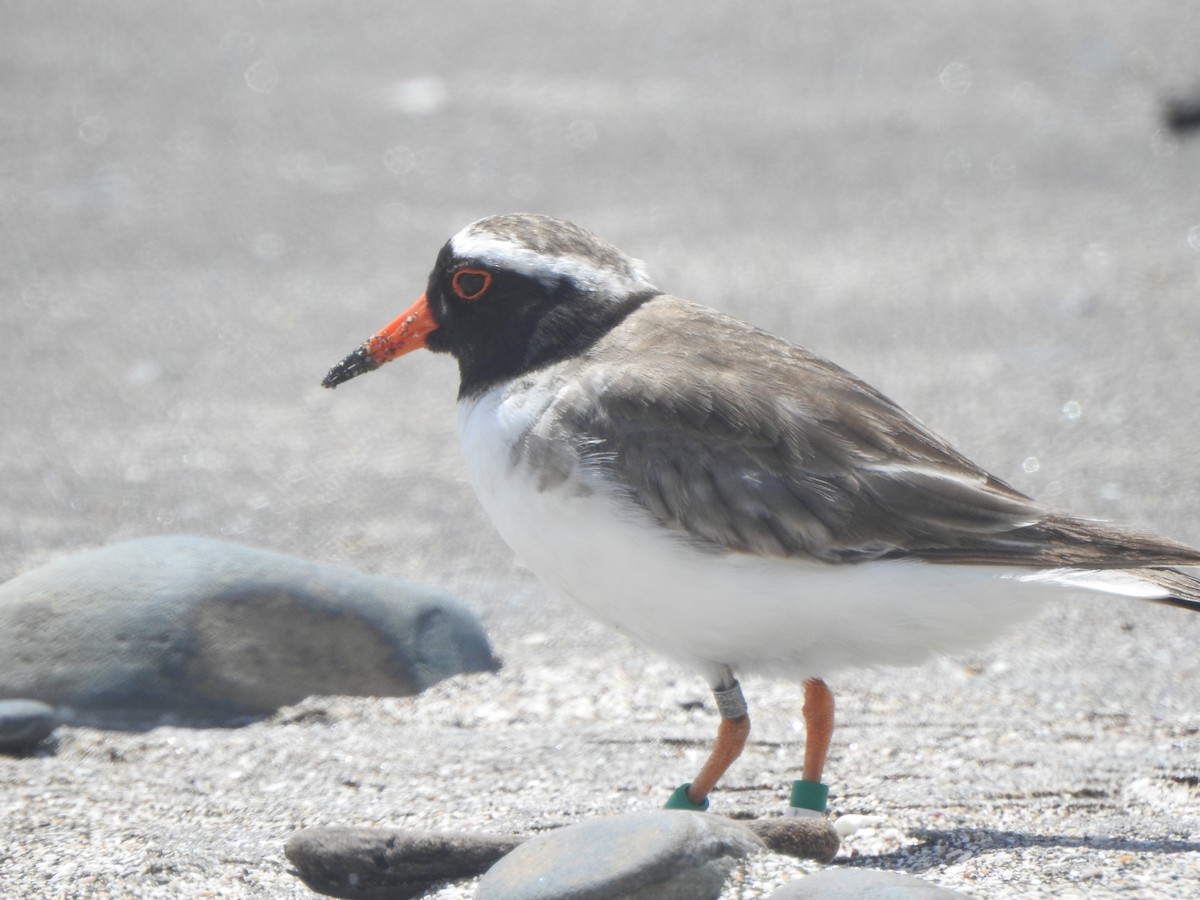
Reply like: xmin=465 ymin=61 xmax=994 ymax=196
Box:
xmin=285 ymin=826 xmax=525 ymax=900
xmin=0 ymin=699 xmax=58 ymax=753
xmin=475 ymin=810 xmax=765 ymax=900
xmin=769 ymin=868 xmax=972 ymax=899
xmin=0 ymin=537 xmax=498 ymax=727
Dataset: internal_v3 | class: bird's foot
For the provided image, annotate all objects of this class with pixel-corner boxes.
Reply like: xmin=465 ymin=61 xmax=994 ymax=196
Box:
xmin=663 ymin=783 xmax=710 ymax=812
xmin=786 ymin=779 xmax=829 ymax=817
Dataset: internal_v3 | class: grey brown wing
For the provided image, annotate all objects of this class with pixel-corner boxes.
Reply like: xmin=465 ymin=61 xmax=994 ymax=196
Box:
xmin=554 ymin=351 xmax=1200 ymax=570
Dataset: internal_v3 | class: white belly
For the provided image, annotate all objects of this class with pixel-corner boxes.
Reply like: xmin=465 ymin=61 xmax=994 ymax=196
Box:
xmin=458 ymin=385 xmax=1071 ymax=683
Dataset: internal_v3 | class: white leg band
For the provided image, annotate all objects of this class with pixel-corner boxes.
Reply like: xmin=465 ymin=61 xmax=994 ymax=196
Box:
xmin=712 ymin=680 xmax=748 ymax=719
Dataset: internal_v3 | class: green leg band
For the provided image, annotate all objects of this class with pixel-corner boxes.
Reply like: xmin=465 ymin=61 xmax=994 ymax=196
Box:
xmin=789 ymin=779 xmax=829 ymax=813
xmin=664 ymin=783 xmax=710 ymax=812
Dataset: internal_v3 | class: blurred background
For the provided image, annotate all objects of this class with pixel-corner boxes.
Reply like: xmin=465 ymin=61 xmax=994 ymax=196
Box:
xmin=3 ymin=0 xmax=1199 ymax=644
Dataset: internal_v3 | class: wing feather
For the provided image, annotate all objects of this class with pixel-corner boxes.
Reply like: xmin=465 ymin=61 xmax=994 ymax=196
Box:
xmin=530 ymin=296 xmax=1200 ymax=574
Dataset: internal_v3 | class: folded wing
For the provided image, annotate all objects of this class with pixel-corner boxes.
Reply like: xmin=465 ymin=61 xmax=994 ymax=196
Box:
xmin=539 ymin=297 xmax=1200 ymax=605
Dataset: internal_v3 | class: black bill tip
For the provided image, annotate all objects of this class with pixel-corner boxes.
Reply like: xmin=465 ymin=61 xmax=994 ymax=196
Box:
xmin=321 ymin=345 xmax=379 ymax=389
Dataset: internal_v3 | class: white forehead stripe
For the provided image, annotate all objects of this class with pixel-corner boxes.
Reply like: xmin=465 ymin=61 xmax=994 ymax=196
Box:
xmin=449 ymin=230 xmax=656 ymax=296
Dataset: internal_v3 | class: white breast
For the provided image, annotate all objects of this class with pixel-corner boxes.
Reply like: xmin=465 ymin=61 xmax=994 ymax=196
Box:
xmin=458 ymin=381 xmax=1086 ymax=684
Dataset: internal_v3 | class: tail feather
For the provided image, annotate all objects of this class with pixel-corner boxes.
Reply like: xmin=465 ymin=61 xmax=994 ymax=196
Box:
xmin=1139 ymin=567 xmax=1200 ymax=613
xmin=1018 ymin=565 xmax=1200 ymax=613
xmin=986 ymin=512 xmax=1200 ymax=613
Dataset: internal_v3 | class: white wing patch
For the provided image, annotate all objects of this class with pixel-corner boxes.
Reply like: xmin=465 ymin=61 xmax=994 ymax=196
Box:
xmin=1013 ymin=568 xmax=1170 ymax=599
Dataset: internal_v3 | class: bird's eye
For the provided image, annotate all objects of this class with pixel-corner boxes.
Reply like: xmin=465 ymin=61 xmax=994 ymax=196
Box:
xmin=452 ymin=268 xmax=492 ymax=300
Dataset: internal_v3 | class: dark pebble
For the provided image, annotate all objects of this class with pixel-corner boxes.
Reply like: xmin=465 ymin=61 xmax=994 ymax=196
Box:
xmin=0 ymin=699 xmax=58 ymax=753
xmin=746 ymin=816 xmax=841 ymax=863
xmin=1165 ymin=96 xmax=1200 ymax=134
xmin=285 ymin=826 xmax=525 ymax=900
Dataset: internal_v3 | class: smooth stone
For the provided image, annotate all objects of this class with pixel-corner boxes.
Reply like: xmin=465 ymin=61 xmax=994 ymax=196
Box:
xmin=475 ymin=810 xmax=765 ymax=900
xmin=285 ymin=826 xmax=524 ymax=900
xmin=746 ymin=816 xmax=841 ymax=863
xmin=0 ymin=699 xmax=58 ymax=753
xmin=0 ymin=536 xmax=498 ymax=728
xmin=768 ymin=868 xmax=971 ymax=898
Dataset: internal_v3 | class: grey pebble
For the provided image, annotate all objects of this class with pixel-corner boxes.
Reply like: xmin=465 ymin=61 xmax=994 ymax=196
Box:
xmin=768 ymin=868 xmax=973 ymax=898
xmin=285 ymin=826 xmax=525 ymax=900
xmin=0 ymin=536 xmax=498 ymax=728
xmin=0 ymin=698 xmax=58 ymax=753
xmin=475 ymin=810 xmax=765 ymax=900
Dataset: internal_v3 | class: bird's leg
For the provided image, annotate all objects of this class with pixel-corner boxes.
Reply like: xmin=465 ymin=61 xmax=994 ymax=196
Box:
xmin=664 ymin=667 xmax=749 ymax=811
xmin=686 ymin=700 xmax=750 ymax=804
xmin=802 ymin=677 xmax=834 ymax=782
xmin=789 ymin=677 xmax=834 ymax=816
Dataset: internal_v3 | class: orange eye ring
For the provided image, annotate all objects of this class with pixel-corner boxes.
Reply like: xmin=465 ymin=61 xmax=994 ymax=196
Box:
xmin=452 ymin=268 xmax=492 ymax=300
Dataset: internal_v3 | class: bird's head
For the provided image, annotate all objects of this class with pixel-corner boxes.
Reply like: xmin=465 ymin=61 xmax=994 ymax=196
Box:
xmin=321 ymin=213 xmax=659 ymax=397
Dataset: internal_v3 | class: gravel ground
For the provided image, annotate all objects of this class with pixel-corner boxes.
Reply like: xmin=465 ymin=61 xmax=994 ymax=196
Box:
xmin=3 ymin=1 xmax=1200 ymax=897
xmin=4 ymin=614 xmax=1199 ymax=898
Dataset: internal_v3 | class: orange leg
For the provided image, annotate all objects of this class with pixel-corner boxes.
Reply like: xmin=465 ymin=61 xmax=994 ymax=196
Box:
xmin=801 ymin=677 xmax=835 ymax=783
xmin=685 ymin=713 xmax=751 ymax=805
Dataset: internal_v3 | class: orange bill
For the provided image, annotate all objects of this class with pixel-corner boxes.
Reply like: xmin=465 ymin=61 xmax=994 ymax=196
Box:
xmin=321 ymin=294 xmax=438 ymax=389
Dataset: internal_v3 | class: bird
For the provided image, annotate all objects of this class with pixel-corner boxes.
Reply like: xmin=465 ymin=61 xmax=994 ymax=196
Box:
xmin=322 ymin=212 xmax=1200 ymax=816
